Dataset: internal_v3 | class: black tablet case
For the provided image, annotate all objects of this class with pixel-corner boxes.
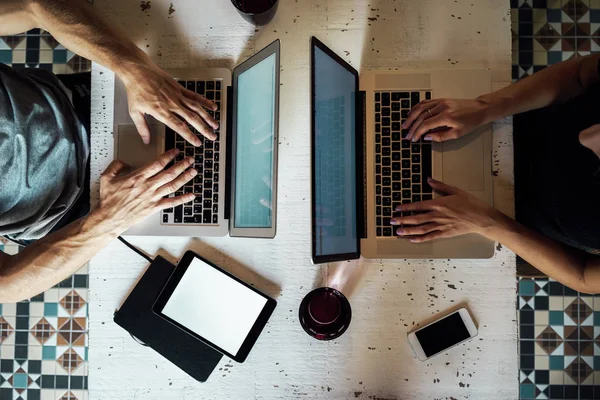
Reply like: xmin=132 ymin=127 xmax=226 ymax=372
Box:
xmin=113 ymin=255 xmax=223 ymax=382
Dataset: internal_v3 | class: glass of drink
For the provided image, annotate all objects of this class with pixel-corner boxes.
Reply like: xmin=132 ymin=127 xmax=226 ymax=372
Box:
xmin=230 ymin=0 xmax=279 ymax=26
xmin=298 ymin=287 xmax=352 ymax=340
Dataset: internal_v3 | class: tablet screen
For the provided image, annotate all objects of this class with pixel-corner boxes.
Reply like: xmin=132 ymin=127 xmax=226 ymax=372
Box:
xmin=161 ymin=257 xmax=268 ymax=355
xmin=234 ymin=52 xmax=277 ymax=228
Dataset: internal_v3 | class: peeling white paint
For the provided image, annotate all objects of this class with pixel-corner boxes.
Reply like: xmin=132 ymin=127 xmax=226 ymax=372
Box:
xmin=89 ymin=0 xmax=516 ymax=399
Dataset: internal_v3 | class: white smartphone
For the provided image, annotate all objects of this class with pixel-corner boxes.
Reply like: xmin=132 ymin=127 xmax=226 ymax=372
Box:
xmin=407 ymin=308 xmax=478 ymax=361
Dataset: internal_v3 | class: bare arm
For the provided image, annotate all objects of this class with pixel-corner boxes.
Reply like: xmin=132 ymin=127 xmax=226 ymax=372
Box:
xmin=393 ymin=180 xmax=600 ymax=294
xmin=0 ymin=150 xmax=197 ymax=303
xmin=479 ymin=53 xmax=600 ymax=122
xmin=0 ymin=212 xmax=119 ymax=303
xmin=405 ymin=54 xmax=600 ymax=142
xmin=490 ymin=214 xmax=600 ymax=294
xmin=0 ymin=0 xmax=145 ymax=73
xmin=0 ymin=0 xmax=218 ymax=145
xmin=0 ymin=0 xmax=37 ymax=34
xmin=0 ymin=1 xmax=218 ymax=299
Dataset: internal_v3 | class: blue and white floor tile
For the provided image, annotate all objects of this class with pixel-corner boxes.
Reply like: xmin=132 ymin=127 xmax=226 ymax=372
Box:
xmin=0 ymin=27 xmax=90 ymax=400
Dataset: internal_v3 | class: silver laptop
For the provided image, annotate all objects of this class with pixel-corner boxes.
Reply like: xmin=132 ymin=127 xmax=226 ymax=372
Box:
xmin=310 ymin=37 xmax=494 ymax=262
xmin=113 ymin=40 xmax=280 ymax=238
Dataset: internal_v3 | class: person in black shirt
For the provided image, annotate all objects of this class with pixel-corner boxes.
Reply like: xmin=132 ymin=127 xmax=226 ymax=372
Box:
xmin=392 ymin=55 xmax=600 ymax=293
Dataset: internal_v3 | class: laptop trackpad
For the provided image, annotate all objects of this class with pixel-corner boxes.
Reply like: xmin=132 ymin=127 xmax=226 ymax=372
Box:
xmin=117 ymin=124 xmax=160 ymax=169
xmin=377 ymin=240 xmax=433 ymax=256
xmin=441 ymin=127 xmax=485 ymax=191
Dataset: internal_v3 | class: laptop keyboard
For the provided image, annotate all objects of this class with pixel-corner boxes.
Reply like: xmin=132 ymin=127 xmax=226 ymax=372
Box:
xmin=161 ymin=79 xmax=222 ymax=225
xmin=374 ymin=90 xmax=433 ymax=237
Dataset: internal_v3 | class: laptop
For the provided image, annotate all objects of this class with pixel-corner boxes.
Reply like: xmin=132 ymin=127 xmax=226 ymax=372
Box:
xmin=112 ymin=40 xmax=280 ymax=238
xmin=310 ymin=37 xmax=494 ymax=262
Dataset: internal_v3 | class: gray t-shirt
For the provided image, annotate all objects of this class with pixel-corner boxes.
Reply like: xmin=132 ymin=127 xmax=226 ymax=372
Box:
xmin=0 ymin=64 xmax=89 ymax=240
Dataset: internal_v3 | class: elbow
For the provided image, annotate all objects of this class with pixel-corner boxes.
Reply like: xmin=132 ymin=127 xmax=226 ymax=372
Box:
xmin=0 ymin=268 xmax=31 ymax=304
xmin=557 ymin=255 xmax=600 ymax=294
xmin=0 ymin=279 xmax=27 ymax=304
xmin=574 ymin=284 xmax=600 ymax=295
xmin=576 ymin=288 xmax=600 ymax=295
xmin=0 ymin=290 xmax=31 ymax=304
xmin=0 ymin=290 xmax=27 ymax=304
xmin=576 ymin=262 xmax=600 ymax=295
xmin=570 ymin=276 xmax=600 ymax=295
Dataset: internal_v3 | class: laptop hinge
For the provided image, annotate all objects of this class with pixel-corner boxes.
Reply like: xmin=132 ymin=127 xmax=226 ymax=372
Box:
xmin=224 ymin=85 xmax=234 ymax=221
xmin=358 ymin=90 xmax=367 ymax=239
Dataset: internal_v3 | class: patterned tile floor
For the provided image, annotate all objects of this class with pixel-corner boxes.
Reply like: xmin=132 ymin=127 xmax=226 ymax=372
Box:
xmin=0 ymin=239 xmax=89 ymax=400
xmin=513 ymin=0 xmax=600 ymax=399
xmin=3 ymin=2 xmax=600 ymax=400
xmin=512 ymin=0 xmax=600 ymax=80
xmin=518 ymin=279 xmax=600 ymax=399
xmin=0 ymin=28 xmax=90 ymax=400
xmin=0 ymin=29 xmax=91 ymax=74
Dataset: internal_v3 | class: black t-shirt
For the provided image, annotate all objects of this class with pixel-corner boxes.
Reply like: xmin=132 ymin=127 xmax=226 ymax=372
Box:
xmin=515 ymin=85 xmax=600 ymax=255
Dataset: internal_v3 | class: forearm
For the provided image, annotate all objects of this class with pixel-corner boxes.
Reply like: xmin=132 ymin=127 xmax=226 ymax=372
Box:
xmin=486 ymin=214 xmax=599 ymax=294
xmin=0 ymin=0 xmax=37 ymax=34
xmin=27 ymin=0 xmax=150 ymax=78
xmin=477 ymin=55 xmax=600 ymax=124
xmin=0 ymin=210 xmax=121 ymax=303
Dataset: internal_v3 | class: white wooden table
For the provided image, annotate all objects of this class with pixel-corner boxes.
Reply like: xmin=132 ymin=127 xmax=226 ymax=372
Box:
xmin=89 ymin=1 xmax=517 ymax=399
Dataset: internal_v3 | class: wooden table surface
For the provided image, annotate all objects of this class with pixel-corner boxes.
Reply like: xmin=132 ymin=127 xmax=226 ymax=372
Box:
xmin=88 ymin=0 xmax=517 ymax=398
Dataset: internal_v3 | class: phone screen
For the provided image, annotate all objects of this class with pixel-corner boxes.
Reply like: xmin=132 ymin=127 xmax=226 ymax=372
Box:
xmin=415 ymin=311 xmax=471 ymax=357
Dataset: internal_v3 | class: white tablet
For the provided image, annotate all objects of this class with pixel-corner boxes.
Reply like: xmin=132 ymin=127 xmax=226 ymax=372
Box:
xmin=153 ymin=251 xmax=277 ymax=363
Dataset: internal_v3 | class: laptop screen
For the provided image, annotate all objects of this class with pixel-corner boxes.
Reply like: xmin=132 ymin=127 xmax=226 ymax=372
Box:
xmin=234 ymin=52 xmax=277 ymax=229
xmin=311 ymin=38 xmax=360 ymax=263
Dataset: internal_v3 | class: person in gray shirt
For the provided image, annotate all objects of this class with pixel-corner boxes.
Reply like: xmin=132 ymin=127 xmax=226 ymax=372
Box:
xmin=0 ymin=0 xmax=219 ymax=302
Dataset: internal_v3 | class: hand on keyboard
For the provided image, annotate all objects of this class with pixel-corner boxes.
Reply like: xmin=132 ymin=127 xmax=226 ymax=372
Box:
xmin=96 ymin=149 xmax=197 ymax=234
xmin=120 ymin=62 xmax=219 ymax=146
xmin=389 ymin=178 xmax=502 ymax=242
xmin=403 ymin=98 xmax=489 ymax=143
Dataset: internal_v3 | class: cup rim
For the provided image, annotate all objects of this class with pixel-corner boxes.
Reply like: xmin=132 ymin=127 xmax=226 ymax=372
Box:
xmin=230 ymin=0 xmax=278 ymax=15
xmin=298 ymin=287 xmax=352 ymax=341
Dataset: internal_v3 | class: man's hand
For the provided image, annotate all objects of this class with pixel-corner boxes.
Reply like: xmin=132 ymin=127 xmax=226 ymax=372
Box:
xmin=403 ymin=99 xmax=489 ymax=142
xmin=0 ymin=149 xmax=198 ymax=302
xmin=95 ymin=148 xmax=196 ymax=233
xmin=120 ymin=62 xmax=219 ymax=147
xmin=390 ymin=178 xmax=501 ymax=242
xmin=0 ymin=0 xmax=220 ymax=147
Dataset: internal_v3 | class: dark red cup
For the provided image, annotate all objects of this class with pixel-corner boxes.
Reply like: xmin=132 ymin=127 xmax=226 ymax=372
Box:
xmin=298 ymin=287 xmax=352 ymax=340
xmin=231 ymin=0 xmax=279 ymax=26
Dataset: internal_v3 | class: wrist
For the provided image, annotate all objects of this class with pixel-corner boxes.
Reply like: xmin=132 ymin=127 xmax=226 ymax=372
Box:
xmin=81 ymin=208 xmax=125 ymax=240
xmin=475 ymin=94 xmax=510 ymax=125
xmin=480 ymin=210 xmax=518 ymax=242
xmin=113 ymin=50 xmax=154 ymax=84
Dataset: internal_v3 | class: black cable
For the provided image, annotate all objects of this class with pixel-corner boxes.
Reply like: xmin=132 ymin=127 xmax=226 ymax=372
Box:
xmin=117 ymin=237 xmax=152 ymax=348
xmin=117 ymin=236 xmax=153 ymax=263
xmin=117 ymin=236 xmax=151 ymax=350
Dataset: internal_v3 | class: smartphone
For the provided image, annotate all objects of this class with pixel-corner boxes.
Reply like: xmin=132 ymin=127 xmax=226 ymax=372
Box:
xmin=407 ymin=308 xmax=478 ymax=361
